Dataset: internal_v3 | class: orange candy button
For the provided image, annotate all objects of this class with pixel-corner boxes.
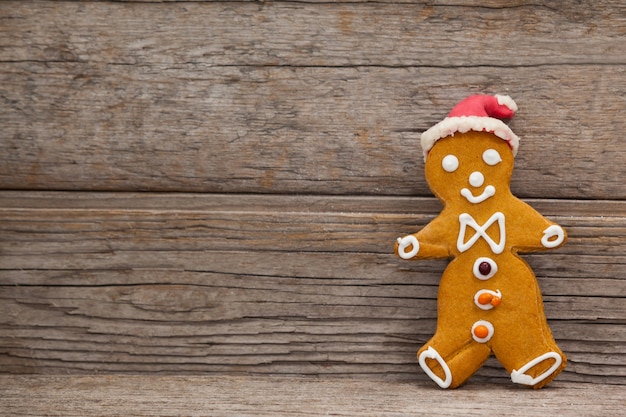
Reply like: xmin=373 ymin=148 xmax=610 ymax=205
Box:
xmin=473 ymin=325 xmax=490 ymax=339
xmin=490 ymin=296 xmax=502 ymax=307
xmin=477 ymin=293 xmax=493 ymax=305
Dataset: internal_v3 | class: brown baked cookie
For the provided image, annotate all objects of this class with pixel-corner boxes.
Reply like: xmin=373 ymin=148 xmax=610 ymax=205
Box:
xmin=395 ymin=95 xmax=567 ymax=389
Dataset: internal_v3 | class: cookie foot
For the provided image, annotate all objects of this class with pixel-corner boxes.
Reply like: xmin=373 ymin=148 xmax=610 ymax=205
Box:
xmin=511 ymin=352 xmax=563 ymax=387
xmin=418 ymin=346 xmax=452 ymax=389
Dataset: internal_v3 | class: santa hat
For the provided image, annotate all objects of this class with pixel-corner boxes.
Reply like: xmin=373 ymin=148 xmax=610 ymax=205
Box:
xmin=420 ymin=94 xmax=520 ymax=160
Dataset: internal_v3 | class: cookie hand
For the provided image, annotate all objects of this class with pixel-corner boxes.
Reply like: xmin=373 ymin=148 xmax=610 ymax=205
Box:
xmin=541 ymin=225 xmax=565 ymax=248
xmin=396 ymin=235 xmax=420 ymax=259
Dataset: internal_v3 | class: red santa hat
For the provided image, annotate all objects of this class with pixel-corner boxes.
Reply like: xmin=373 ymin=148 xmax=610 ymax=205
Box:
xmin=420 ymin=94 xmax=520 ymax=160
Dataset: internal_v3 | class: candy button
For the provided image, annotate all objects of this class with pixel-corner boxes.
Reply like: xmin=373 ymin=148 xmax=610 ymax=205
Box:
xmin=474 ymin=325 xmax=490 ymax=339
xmin=477 ymin=293 xmax=493 ymax=304
xmin=474 ymin=289 xmax=502 ymax=310
xmin=473 ymin=257 xmax=497 ymax=280
xmin=471 ymin=320 xmax=494 ymax=343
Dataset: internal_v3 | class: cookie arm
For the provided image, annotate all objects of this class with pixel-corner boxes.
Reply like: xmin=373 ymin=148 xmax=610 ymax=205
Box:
xmin=510 ymin=200 xmax=567 ymax=252
xmin=394 ymin=216 xmax=452 ymax=260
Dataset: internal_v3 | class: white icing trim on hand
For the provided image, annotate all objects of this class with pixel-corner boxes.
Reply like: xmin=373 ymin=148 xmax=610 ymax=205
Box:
xmin=472 ymin=257 xmax=498 ymax=280
xmin=541 ymin=225 xmax=565 ymax=248
xmin=511 ymin=352 xmax=563 ymax=386
xmin=457 ymin=212 xmax=505 ymax=254
xmin=471 ymin=320 xmax=494 ymax=343
xmin=474 ymin=289 xmax=502 ymax=310
xmin=461 ymin=185 xmax=496 ymax=204
xmin=397 ymin=235 xmax=419 ymax=259
xmin=419 ymin=346 xmax=452 ymax=389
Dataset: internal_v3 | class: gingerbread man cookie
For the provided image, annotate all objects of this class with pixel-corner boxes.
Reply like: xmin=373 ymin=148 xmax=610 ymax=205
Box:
xmin=395 ymin=95 xmax=567 ymax=389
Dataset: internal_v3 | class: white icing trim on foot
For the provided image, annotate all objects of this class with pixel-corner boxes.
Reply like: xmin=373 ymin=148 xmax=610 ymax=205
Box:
xmin=418 ymin=346 xmax=452 ymax=389
xmin=511 ymin=352 xmax=562 ymax=386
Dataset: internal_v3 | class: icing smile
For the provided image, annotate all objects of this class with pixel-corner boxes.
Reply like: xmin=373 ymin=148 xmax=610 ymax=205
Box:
xmin=461 ymin=185 xmax=496 ymax=204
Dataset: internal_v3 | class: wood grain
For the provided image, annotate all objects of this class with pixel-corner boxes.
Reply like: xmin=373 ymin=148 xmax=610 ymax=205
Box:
xmin=1 ymin=192 xmax=624 ymax=384
xmin=1 ymin=1 xmax=625 ymax=197
xmin=0 ymin=375 xmax=624 ymax=417
xmin=2 ymin=1 xmax=623 ymax=67
xmin=1 ymin=0 xmax=625 ymax=402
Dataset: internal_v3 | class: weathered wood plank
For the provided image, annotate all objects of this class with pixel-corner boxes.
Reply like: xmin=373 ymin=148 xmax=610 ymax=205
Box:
xmin=1 ymin=1 xmax=625 ymax=197
xmin=1 ymin=193 xmax=624 ymax=383
xmin=0 ymin=376 xmax=624 ymax=417
xmin=2 ymin=1 xmax=623 ymax=66
xmin=1 ymin=62 xmax=624 ymax=197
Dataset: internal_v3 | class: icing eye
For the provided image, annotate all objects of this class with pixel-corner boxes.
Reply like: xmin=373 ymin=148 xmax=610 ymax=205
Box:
xmin=442 ymin=155 xmax=459 ymax=172
xmin=482 ymin=149 xmax=502 ymax=166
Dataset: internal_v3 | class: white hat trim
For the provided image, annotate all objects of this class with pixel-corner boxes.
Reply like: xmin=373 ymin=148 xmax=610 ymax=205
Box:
xmin=420 ymin=116 xmax=520 ymax=161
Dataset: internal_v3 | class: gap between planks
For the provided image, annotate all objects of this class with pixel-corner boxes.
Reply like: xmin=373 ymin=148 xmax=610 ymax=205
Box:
xmin=2 ymin=191 xmax=626 ymax=216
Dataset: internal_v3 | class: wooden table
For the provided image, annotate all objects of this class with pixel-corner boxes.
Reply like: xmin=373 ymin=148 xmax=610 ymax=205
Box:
xmin=1 ymin=1 xmax=624 ymax=415
xmin=1 ymin=375 xmax=624 ymax=416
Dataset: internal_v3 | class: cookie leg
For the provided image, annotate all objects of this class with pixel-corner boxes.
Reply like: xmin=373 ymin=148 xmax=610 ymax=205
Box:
xmin=417 ymin=339 xmax=491 ymax=389
xmin=492 ymin=322 xmax=566 ymax=389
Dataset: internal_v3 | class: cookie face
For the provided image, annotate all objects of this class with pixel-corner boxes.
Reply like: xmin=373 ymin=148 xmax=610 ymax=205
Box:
xmin=424 ymin=132 xmax=514 ymax=209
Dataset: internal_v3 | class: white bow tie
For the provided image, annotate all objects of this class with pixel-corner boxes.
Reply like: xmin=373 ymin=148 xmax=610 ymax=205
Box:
xmin=457 ymin=212 xmax=506 ymax=254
